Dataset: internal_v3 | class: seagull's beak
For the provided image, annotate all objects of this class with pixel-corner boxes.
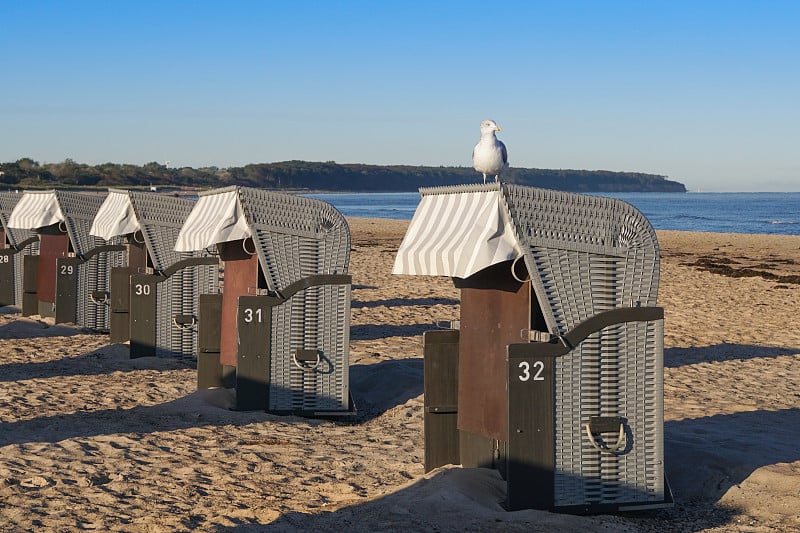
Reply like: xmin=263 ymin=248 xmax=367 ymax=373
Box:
xmin=496 ymin=126 xmax=502 ymax=132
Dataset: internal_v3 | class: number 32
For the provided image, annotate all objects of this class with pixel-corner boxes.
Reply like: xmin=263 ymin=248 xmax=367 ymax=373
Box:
xmin=518 ymin=361 xmax=545 ymax=382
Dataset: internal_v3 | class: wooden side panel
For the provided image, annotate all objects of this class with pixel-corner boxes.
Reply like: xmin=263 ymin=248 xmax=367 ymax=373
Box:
xmin=0 ymin=250 xmax=14 ymax=306
xmin=129 ymin=274 xmax=159 ymax=358
xmin=22 ymin=255 xmax=38 ymax=316
xmin=236 ymin=295 xmax=271 ymax=411
xmin=197 ymin=293 xmax=224 ymax=390
xmin=506 ymin=345 xmax=556 ymax=511
xmin=109 ymin=267 xmax=132 ymax=343
xmin=423 ymin=329 xmax=460 ymax=472
xmin=454 ymin=261 xmax=530 ymax=442
xmin=54 ymin=256 xmax=79 ymax=324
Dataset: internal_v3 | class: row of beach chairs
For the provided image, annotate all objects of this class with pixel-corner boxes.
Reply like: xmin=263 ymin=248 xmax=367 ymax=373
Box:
xmin=1 ymin=183 xmax=671 ymax=513
xmin=0 ymin=187 xmax=351 ymax=416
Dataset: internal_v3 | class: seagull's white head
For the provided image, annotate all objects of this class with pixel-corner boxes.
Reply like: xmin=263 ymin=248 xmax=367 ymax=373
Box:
xmin=479 ymin=119 xmax=501 ymax=136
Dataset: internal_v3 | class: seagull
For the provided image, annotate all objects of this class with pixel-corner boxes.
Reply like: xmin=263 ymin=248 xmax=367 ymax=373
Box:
xmin=472 ymin=119 xmax=508 ymax=183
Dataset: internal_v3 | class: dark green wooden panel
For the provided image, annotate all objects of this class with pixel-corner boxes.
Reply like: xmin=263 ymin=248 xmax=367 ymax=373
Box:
xmin=235 ymin=295 xmax=271 ymax=411
xmin=54 ymin=257 xmax=79 ymax=325
xmin=129 ymin=274 xmax=159 ymax=358
xmin=21 ymin=254 xmax=38 ymax=316
xmin=0 ymin=250 xmax=14 ymax=306
xmin=423 ymin=329 xmax=460 ymax=472
xmin=197 ymin=293 xmax=224 ymax=390
xmin=506 ymin=344 xmax=556 ymax=511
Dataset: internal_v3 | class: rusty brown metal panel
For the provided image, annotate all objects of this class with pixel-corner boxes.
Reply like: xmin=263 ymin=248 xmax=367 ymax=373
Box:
xmin=126 ymin=238 xmax=148 ymax=271
xmin=37 ymin=227 xmax=70 ymax=304
xmin=219 ymin=240 xmax=260 ymax=367
xmin=454 ymin=261 xmax=530 ymax=442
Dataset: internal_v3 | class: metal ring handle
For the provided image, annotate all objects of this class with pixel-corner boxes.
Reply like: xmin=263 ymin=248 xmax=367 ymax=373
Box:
xmin=242 ymin=237 xmax=257 ymax=256
xmin=173 ymin=316 xmax=197 ymax=330
xmin=585 ymin=422 xmax=626 ymax=455
xmin=58 ymin=221 xmax=68 ymax=233
xmin=510 ymin=255 xmax=530 ymax=283
xmin=90 ymin=292 xmax=109 ymax=305
xmin=292 ymin=351 xmax=321 ymax=372
xmin=133 ymin=230 xmax=146 ymax=244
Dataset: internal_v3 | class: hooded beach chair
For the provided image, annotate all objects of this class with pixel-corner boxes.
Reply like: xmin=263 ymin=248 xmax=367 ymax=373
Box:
xmin=7 ymin=190 xmax=126 ymax=329
xmin=393 ymin=182 xmax=672 ymax=513
xmin=0 ymin=191 xmax=40 ymax=309
xmin=175 ymin=186 xmax=352 ymax=415
xmin=89 ymin=189 xmax=219 ymax=358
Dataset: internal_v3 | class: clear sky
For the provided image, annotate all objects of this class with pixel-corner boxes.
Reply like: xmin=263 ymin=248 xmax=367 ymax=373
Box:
xmin=1 ymin=1 xmax=798 ymax=192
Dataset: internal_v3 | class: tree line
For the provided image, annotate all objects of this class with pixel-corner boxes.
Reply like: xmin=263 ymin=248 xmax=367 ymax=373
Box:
xmin=0 ymin=158 xmax=687 ymax=193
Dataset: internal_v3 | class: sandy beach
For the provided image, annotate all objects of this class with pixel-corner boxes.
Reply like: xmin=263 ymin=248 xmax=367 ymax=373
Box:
xmin=1 ymin=218 xmax=799 ymax=532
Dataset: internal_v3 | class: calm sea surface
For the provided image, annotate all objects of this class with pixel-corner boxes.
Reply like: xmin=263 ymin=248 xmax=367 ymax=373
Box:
xmin=304 ymin=191 xmax=800 ymax=236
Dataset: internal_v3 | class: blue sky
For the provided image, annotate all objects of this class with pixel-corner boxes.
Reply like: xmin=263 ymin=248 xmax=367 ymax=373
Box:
xmin=1 ymin=1 xmax=798 ymax=191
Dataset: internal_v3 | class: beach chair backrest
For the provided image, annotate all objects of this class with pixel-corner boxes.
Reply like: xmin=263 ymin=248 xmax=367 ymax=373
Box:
xmin=501 ymin=184 xmax=660 ymax=336
xmin=55 ymin=190 xmax=123 ymax=254
xmin=237 ymin=187 xmax=350 ymax=292
xmin=0 ymin=192 xmax=37 ymax=248
xmin=129 ymin=191 xmax=201 ymax=272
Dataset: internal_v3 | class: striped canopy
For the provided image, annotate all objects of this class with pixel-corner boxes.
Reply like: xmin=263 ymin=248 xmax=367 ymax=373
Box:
xmin=392 ymin=184 xmax=522 ymax=279
xmin=174 ymin=187 xmax=252 ymax=252
xmin=6 ymin=190 xmax=65 ymax=229
xmin=89 ymin=189 xmax=141 ymax=240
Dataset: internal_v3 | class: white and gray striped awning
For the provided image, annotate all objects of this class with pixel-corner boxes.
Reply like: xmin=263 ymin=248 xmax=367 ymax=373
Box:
xmin=392 ymin=184 xmax=523 ymax=279
xmin=174 ymin=186 xmax=252 ymax=252
xmin=89 ymin=189 xmax=141 ymax=240
xmin=6 ymin=190 xmax=65 ymax=229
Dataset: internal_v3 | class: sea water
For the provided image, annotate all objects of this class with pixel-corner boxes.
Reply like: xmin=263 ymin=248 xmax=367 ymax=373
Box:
xmin=304 ymin=191 xmax=800 ymax=236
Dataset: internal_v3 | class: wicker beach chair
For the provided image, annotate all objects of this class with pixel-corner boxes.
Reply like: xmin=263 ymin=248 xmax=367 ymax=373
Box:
xmin=0 ymin=191 xmax=40 ymax=308
xmin=393 ymin=182 xmax=671 ymax=513
xmin=90 ymin=189 xmax=219 ymax=358
xmin=176 ymin=186 xmax=352 ymax=415
xmin=7 ymin=190 xmax=126 ymax=329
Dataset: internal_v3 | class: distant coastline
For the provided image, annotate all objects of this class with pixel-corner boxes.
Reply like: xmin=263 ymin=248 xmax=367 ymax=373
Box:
xmin=1 ymin=158 xmax=687 ymax=193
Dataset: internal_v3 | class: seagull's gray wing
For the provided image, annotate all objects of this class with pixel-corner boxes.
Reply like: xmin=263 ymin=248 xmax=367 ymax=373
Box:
xmin=499 ymin=140 xmax=508 ymax=165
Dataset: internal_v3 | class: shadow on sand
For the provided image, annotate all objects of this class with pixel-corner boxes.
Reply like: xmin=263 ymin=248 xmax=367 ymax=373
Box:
xmin=349 ymin=358 xmax=423 ymax=422
xmin=664 ymin=343 xmax=800 ymax=368
xmin=350 ymin=323 xmax=434 ymax=341
xmin=0 ymin=316 xmax=88 ymax=339
xmin=0 ymin=343 xmax=193 ymax=382
xmin=351 ymin=297 xmax=458 ymax=309
xmin=221 ymin=408 xmax=800 ymax=532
